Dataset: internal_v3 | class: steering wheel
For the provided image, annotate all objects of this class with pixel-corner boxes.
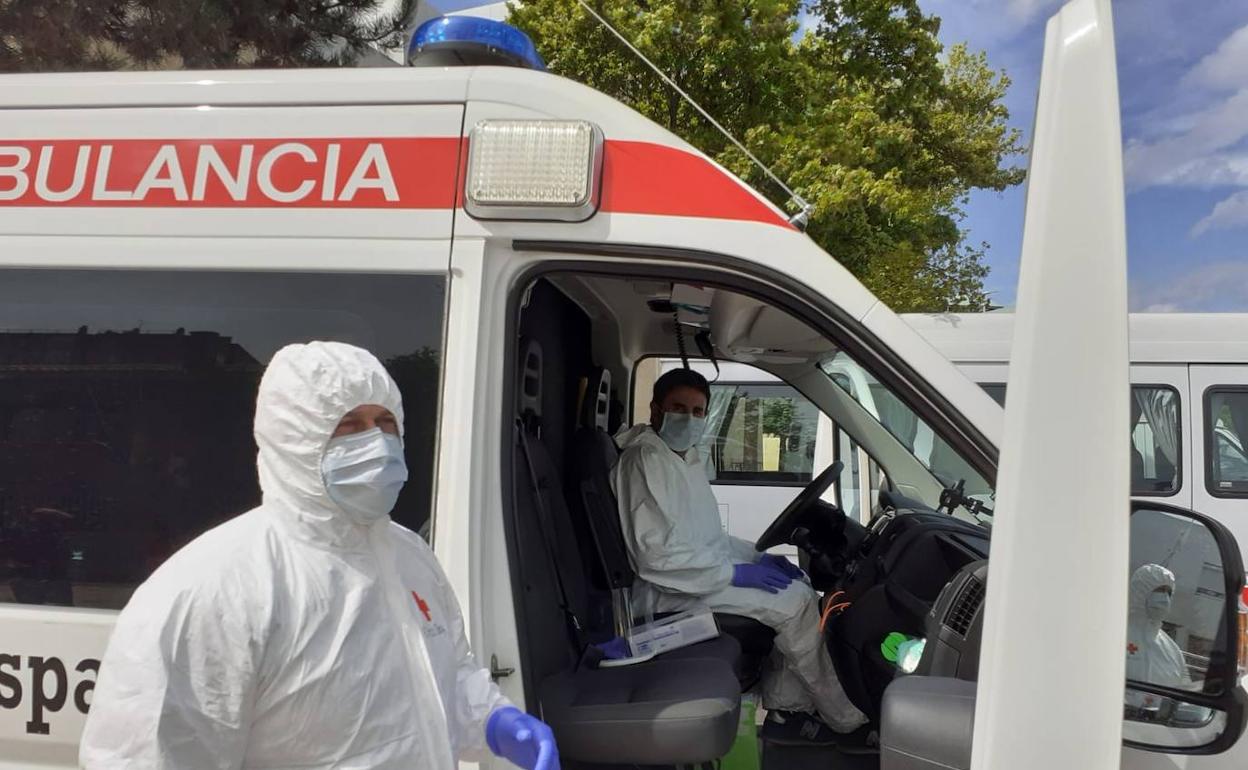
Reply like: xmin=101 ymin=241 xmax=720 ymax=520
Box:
xmin=755 ymin=460 xmax=844 ymax=551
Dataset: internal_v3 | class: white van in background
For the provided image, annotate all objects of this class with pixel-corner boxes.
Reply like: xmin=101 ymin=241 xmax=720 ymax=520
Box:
xmin=903 ymin=312 xmax=1248 ymax=563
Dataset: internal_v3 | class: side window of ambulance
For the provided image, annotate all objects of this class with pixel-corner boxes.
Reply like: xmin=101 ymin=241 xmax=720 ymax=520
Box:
xmin=983 ymin=382 xmax=1182 ymax=496
xmin=1206 ymin=388 xmax=1248 ymax=496
xmin=700 ymin=383 xmax=819 ymax=485
xmin=0 ymin=269 xmax=445 ymax=610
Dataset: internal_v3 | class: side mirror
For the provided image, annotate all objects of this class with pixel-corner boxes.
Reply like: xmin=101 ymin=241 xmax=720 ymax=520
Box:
xmin=1125 ymin=501 xmax=1247 ymax=754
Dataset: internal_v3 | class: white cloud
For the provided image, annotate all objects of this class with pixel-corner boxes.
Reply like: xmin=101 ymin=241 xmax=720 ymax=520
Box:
xmin=1123 ymin=88 xmax=1248 ymax=190
xmin=1131 ymin=260 xmax=1248 ymax=311
xmin=1119 ymin=18 xmax=1248 ymax=194
xmin=1171 ymin=152 xmax=1248 ymax=187
xmin=1192 ymin=189 xmax=1248 ymax=237
xmin=1183 ymin=23 xmax=1248 ymax=93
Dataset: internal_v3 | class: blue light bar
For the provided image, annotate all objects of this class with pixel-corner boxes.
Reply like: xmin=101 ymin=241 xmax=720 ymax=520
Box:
xmin=408 ymin=16 xmax=545 ymax=71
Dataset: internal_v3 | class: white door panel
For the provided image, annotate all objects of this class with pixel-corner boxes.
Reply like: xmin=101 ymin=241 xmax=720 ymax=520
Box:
xmin=971 ymin=1 xmax=1131 ymax=767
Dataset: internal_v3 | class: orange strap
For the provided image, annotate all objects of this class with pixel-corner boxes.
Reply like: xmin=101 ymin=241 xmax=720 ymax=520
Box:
xmin=819 ymin=591 xmax=849 ymax=633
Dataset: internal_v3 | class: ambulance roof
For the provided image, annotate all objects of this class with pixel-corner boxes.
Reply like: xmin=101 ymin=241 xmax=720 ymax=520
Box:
xmin=0 ymin=65 xmax=718 ymax=150
xmin=903 ymin=312 xmax=1248 ymax=365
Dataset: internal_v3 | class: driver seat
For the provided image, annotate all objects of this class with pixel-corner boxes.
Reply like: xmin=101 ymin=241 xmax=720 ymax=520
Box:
xmin=569 ymin=367 xmax=776 ymax=689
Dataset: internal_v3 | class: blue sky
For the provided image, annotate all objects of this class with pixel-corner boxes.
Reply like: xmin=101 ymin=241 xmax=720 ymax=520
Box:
xmin=919 ymin=0 xmax=1248 ymax=311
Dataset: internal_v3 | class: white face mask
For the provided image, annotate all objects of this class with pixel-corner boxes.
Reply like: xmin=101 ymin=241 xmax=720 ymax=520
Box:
xmin=658 ymin=411 xmax=707 ymax=453
xmin=321 ymin=427 xmax=408 ymax=526
xmin=1145 ymin=591 xmax=1172 ymax=622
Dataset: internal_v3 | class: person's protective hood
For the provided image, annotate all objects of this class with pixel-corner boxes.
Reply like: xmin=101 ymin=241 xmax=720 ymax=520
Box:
xmin=1125 ymin=563 xmax=1190 ymax=694
xmin=1128 ymin=563 xmax=1176 ymax=632
xmin=81 ymin=342 xmax=509 ymax=770
xmin=256 ymin=341 xmax=405 ymax=548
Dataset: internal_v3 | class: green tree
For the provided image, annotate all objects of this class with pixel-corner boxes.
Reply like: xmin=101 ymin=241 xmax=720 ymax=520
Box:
xmin=511 ymin=0 xmax=1025 ymax=311
xmin=0 ymin=0 xmax=415 ymax=71
xmin=510 ymin=0 xmax=803 ymax=155
xmin=761 ymin=398 xmax=795 ymax=439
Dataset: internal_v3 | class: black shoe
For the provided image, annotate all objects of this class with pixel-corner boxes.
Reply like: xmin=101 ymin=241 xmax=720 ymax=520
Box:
xmin=761 ymin=710 xmax=838 ymax=746
xmin=831 ymin=723 xmax=880 ymax=756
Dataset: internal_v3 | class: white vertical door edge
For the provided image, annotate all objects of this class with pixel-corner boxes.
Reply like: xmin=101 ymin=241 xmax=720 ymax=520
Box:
xmin=434 ymin=240 xmax=487 ymax=644
xmin=970 ymin=1 xmax=1130 ymax=769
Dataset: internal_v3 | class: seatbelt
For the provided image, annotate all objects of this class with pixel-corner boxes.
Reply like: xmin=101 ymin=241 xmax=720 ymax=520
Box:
xmin=515 ymin=418 xmax=584 ymax=647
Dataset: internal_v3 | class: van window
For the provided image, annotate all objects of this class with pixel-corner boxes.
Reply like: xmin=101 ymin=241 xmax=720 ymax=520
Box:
xmin=820 ymin=352 xmax=993 ymax=507
xmin=979 ymin=382 xmax=1181 ymax=496
xmin=701 ymin=383 xmax=819 ymax=485
xmin=1131 ymin=386 xmax=1181 ymax=496
xmin=1206 ymin=387 xmax=1248 ymax=497
xmin=979 ymin=382 xmax=1007 ymax=406
xmin=0 ymin=269 xmax=446 ymax=610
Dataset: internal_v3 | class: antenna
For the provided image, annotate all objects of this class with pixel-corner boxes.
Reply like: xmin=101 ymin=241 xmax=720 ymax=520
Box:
xmin=573 ymin=0 xmax=812 ymax=229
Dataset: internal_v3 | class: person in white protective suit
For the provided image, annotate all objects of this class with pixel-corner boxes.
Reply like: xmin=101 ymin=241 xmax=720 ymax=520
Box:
xmin=612 ymin=368 xmax=868 ymax=735
xmin=80 ymin=341 xmax=559 ymax=770
xmin=1125 ymin=563 xmax=1202 ymax=716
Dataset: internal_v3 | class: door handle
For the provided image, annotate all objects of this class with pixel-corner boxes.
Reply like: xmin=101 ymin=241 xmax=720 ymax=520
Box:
xmin=490 ymin=654 xmax=515 ymax=680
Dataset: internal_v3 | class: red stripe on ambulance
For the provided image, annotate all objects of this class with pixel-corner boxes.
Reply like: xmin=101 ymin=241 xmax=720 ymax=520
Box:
xmin=0 ymin=135 xmax=792 ymax=228
xmin=0 ymin=138 xmax=460 ymax=208
xmin=599 ymin=141 xmax=792 ymax=229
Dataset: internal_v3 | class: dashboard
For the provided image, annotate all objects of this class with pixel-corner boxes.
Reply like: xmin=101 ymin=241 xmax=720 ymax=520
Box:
xmin=826 ymin=496 xmax=991 ymax=718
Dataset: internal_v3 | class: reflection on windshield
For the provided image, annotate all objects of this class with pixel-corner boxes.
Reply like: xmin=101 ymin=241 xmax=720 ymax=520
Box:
xmin=819 ymin=352 xmax=993 ymax=515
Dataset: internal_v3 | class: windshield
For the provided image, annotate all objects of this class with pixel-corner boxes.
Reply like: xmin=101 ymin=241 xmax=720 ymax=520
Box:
xmin=819 ymin=352 xmax=994 ymax=519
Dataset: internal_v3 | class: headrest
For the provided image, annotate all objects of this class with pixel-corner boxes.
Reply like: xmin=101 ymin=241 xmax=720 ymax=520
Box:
xmin=519 ymin=338 xmax=543 ymax=420
xmin=583 ymin=368 xmax=612 ymax=432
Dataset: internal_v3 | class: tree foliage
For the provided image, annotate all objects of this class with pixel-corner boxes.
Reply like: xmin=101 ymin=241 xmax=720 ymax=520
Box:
xmin=0 ymin=0 xmax=415 ymax=71
xmin=510 ymin=0 xmax=1025 ymax=311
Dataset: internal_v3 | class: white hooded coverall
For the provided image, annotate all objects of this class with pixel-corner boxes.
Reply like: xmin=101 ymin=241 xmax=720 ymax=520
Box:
xmin=611 ymin=425 xmax=866 ymax=730
xmin=1125 ymin=563 xmax=1193 ymax=711
xmin=80 ymin=342 xmax=509 ymax=769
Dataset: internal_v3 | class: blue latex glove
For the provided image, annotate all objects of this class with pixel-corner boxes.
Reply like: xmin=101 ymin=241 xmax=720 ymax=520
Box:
xmin=759 ymin=553 xmax=804 ymax=579
xmin=732 ymin=562 xmax=792 ymax=593
xmin=486 ymin=707 xmax=560 ymax=770
xmin=594 ymin=636 xmax=632 ymax=660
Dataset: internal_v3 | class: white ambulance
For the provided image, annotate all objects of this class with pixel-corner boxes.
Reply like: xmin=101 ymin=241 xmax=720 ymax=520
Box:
xmin=0 ymin=2 xmax=1244 ymax=769
xmin=903 ymin=312 xmax=1248 ymax=564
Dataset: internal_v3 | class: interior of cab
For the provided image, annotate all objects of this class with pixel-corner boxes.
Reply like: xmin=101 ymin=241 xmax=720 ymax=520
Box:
xmin=505 ymin=269 xmax=998 ymax=770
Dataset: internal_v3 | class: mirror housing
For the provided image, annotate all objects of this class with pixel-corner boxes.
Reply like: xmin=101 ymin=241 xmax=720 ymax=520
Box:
xmin=1123 ymin=501 xmax=1247 ymax=754
xmin=880 ymin=500 xmax=1247 ymax=766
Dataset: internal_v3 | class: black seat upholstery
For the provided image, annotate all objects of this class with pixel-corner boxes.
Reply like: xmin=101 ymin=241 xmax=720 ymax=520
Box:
xmin=513 ymin=340 xmax=741 ymax=766
xmin=568 ymin=367 xmax=776 ymax=690
xmin=540 ymin=657 xmax=741 ymax=765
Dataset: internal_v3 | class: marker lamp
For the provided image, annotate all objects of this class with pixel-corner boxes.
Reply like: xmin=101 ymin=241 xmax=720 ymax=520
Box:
xmin=465 ymin=119 xmax=603 ymax=222
xmin=1238 ymin=586 xmax=1246 ymax=675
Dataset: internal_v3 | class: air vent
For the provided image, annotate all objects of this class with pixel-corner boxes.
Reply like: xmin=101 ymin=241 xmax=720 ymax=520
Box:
xmin=945 ymin=577 xmax=985 ymax=637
